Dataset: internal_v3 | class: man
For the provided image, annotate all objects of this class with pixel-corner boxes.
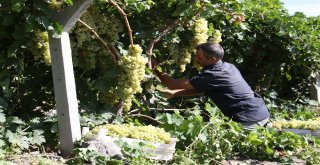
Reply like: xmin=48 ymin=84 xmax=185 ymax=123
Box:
xmin=153 ymin=42 xmax=270 ymax=129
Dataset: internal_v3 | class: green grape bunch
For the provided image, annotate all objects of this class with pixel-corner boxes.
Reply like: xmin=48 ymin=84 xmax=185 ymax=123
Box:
xmin=101 ymin=44 xmax=147 ymax=111
xmin=190 ymin=18 xmax=209 ymax=50
xmin=70 ymin=6 xmax=124 ymax=69
xmin=191 ymin=18 xmax=209 ymax=71
xmin=271 ymin=118 xmax=320 ymax=130
xmin=208 ymin=29 xmax=222 ymax=44
xmin=169 ymin=18 xmax=209 ymax=72
xmin=169 ymin=43 xmax=191 ymax=72
xmin=91 ymin=124 xmax=171 ymax=144
xmin=31 ymin=31 xmax=51 ymax=65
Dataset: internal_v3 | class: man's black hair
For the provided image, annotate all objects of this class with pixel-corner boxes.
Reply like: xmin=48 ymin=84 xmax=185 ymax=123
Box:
xmin=196 ymin=43 xmax=224 ymax=59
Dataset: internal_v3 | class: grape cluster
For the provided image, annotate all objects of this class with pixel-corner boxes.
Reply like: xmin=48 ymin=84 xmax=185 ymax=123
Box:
xmin=31 ymin=31 xmax=51 ymax=65
xmin=271 ymin=117 xmax=320 ymax=130
xmin=191 ymin=18 xmax=209 ymax=71
xmin=191 ymin=18 xmax=209 ymax=47
xmin=169 ymin=43 xmax=191 ymax=72
xmin=169 ymin=18 xmax=210 ymax=72
xmin=101 ymin=45 xmax=147 ymax=111
xmin=91 ymin=124 xmax=171 ymax=144
xmin=47 ymin=0 xmax=64 ymax=11
xmin=70 ymin=6 xmax=123 ymax=69
xmin=208 ymin=29 xmax=222 ymax=44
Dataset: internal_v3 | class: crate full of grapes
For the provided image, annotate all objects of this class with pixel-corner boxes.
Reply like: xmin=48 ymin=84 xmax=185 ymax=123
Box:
xmin=270 ymin=117 xmax=320 ymax=137
xmin=83 ymin=124 xmax=178 ymax=161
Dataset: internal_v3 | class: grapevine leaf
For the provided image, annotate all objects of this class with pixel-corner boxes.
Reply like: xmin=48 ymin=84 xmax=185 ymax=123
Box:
xmin=198 ymin=133 xmax=207 ymax=142
xmin=32 ymin=130 xmax=46 ymax=145
xmin=250 ymin=138 xmax=263 ymax=145
xmin=12 ymin=2 xmax=25 ymax=12
xmin=12 ymin=25 xmax=25 ymax=39
xmin=2 ymin=14 xmax=16 ymax=26
xmin=166 ymin=113 xmax=173 ymax=124
xmin=0 ymin=97 xmax=7 ymax=108
xmin=64 ymin=0 xmax=73 ymax=6
xmin=0 ymin=111 xmax=5 ymax=123
xmin=0 ymin=139 xmax=5 ymax=148
xmin=101 ymin=113 xmax=113 ymax=120
xmin=30 ymin=117 xmax=41 ymax=124
xmin=6 ymin=130 xmax=30 ymax=149
xmin=172 ymin=4 xmax=191 ymax=16
xmin=9 ymin=116 xmax=25 ymax=125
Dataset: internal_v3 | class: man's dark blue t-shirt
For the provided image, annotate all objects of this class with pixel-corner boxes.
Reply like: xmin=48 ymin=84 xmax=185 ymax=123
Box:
xmin=189 ymin=60 xmax=269 ymax=122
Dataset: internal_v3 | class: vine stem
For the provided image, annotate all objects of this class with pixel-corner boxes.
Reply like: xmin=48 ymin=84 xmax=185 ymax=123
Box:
xmin=128 ymin=107 xmax=187 ymax=115
xmin=185 ymin=121 xmax=213 ymax=156
xmin=146 ymin=21 xmax=180 ymax=69
xmin=78 ymin=19 xmax=118 ymax=62
xmin=108 ymin=0 xmax=134 ymax=46
xmin=145 ymin=3 xmax=206 ymax=69
xmin=127 ymin=114 xmax=163 ymax=124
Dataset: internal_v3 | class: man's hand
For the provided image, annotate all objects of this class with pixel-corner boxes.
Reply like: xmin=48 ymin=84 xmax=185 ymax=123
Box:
xmin=159 ymin=88 xmax=175 ymax=100
xmin=151 ymin=57 xmax=158 ymax=69
xmin=158 ymin=88 xmax=202 ymax=99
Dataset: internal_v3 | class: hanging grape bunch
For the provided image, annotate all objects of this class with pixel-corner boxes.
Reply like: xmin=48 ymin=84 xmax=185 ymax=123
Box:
xmin=31 ymin=31 xmax=51 ymax=65
xmin=101 ymin=45 xmax=147 ymax=111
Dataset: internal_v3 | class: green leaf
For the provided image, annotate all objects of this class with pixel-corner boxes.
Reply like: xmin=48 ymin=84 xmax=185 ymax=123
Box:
xmin=2 ymin=15 xmax=16 ymax=26
xmin=166 ymin=113 xmax=173 ymax=124
xmin=0 ymin=98 xmax=8 ymax=108
xmin=9 ymin=116 xmax=25 ymax=125
xmin=198 ymin=133 xmax=207 ymax=142
xmin=64 ymin=0 xmax=74 ymax=6
xmin=32 ymin=130 xmax=46 ymax=145
xmin=0 ymin=139 xmax=6 ymax=148
xmin=12 ymin=25 xmax=25 ymax=39
xmin=250 ymin=138 xmax=263 ymax=145
xmin=12 ymin=2 xmax=25 ymax=12
xmin=0 ymin=112 xmax=5 ymax=123
xmin=101 ymin=113 xmax=113 ymax=120
xmin=24 ymin=22 xmax=34 ymax=33
xmin=6 ymin=130 xmax=30 ymax=149
xmin=172 ymin=4 xmax=191 ymax=16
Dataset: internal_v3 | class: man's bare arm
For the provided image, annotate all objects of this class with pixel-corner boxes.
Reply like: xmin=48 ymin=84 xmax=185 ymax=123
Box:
xmin=155 ymin=71 xmax=194 ymax=90
xmin=160 ymin=88 xmax=202 ymax=99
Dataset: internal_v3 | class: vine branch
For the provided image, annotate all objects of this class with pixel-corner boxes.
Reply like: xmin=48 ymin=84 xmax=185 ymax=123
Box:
xmin=128 ymin=114 xmax=163 ymax=124
xmin=146 ymin=3 xmax=206 ymax=69
xmin=146 ymin=21 xmax=180 ymax=69
xmin=108 ymin=0 xmax=134 ymax=46
xmin=78 ymin=19 xmax=118 ymax=62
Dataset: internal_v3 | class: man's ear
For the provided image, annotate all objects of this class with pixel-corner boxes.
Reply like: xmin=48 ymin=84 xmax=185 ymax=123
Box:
xmin=209 ymin=57 xmax=218 ymax=63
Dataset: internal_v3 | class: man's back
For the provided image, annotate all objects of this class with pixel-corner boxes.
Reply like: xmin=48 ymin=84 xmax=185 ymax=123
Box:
xmin=189 ymin=60 xmax=269 ymax=122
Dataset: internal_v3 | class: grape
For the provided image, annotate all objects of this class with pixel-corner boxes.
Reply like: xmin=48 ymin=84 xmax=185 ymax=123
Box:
xmin=30 ymin=31 xmax=51 ymax=65
xmin=271 ymin=118 xmax=320 ymax=130
xmin=208 ymin=29 xmax=222 ymax=44
xmin=101 ymin=44 xmax=147 ymax=111
xmin=70 ymin=6 xmax=124 ymax=69
xmin=191 ymin=18 xmax=209 ymax=48
xmin=91 ymin=124 xmax=171 ymax=144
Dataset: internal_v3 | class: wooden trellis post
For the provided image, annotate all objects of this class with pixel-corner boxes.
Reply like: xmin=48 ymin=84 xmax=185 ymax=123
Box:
xmin=48 ymin=0 xmax=90 ymax=156
xmin=310 ymin=72 xmax=320 ymax=103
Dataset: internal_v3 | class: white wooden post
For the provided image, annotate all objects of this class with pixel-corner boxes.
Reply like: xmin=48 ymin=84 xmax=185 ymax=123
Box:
xmin=48 ymin=0 xmax=90 ymax=156
xmin=310 ymin=72 xmax=320 ymax=103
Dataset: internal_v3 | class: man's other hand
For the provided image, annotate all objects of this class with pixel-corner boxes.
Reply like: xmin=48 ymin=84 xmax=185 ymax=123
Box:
xmin=151 ymin=57 xmax=158 ymax=69
xmin=158 ymin=88 xmax=175 ymax=100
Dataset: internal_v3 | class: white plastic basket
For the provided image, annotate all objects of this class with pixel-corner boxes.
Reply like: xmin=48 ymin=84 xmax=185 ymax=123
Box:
xmin=83 ymin=127 xmax=177 ymax=161
xmin=283 ymin=128 xmax=320 ymax=137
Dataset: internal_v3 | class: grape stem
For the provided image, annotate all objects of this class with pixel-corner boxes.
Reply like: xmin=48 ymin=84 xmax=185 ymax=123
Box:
xmin=108 ymin=0 xmax=134 ymax=46
xmin=128 ymin=114 xmax=163 ymax=124
xmin=78 ymin=19 xmax=119 ymax=62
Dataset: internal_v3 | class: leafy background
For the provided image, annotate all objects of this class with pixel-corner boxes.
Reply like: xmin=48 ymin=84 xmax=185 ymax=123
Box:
xmin=0 ymin=0 xmax=320 ymax=164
